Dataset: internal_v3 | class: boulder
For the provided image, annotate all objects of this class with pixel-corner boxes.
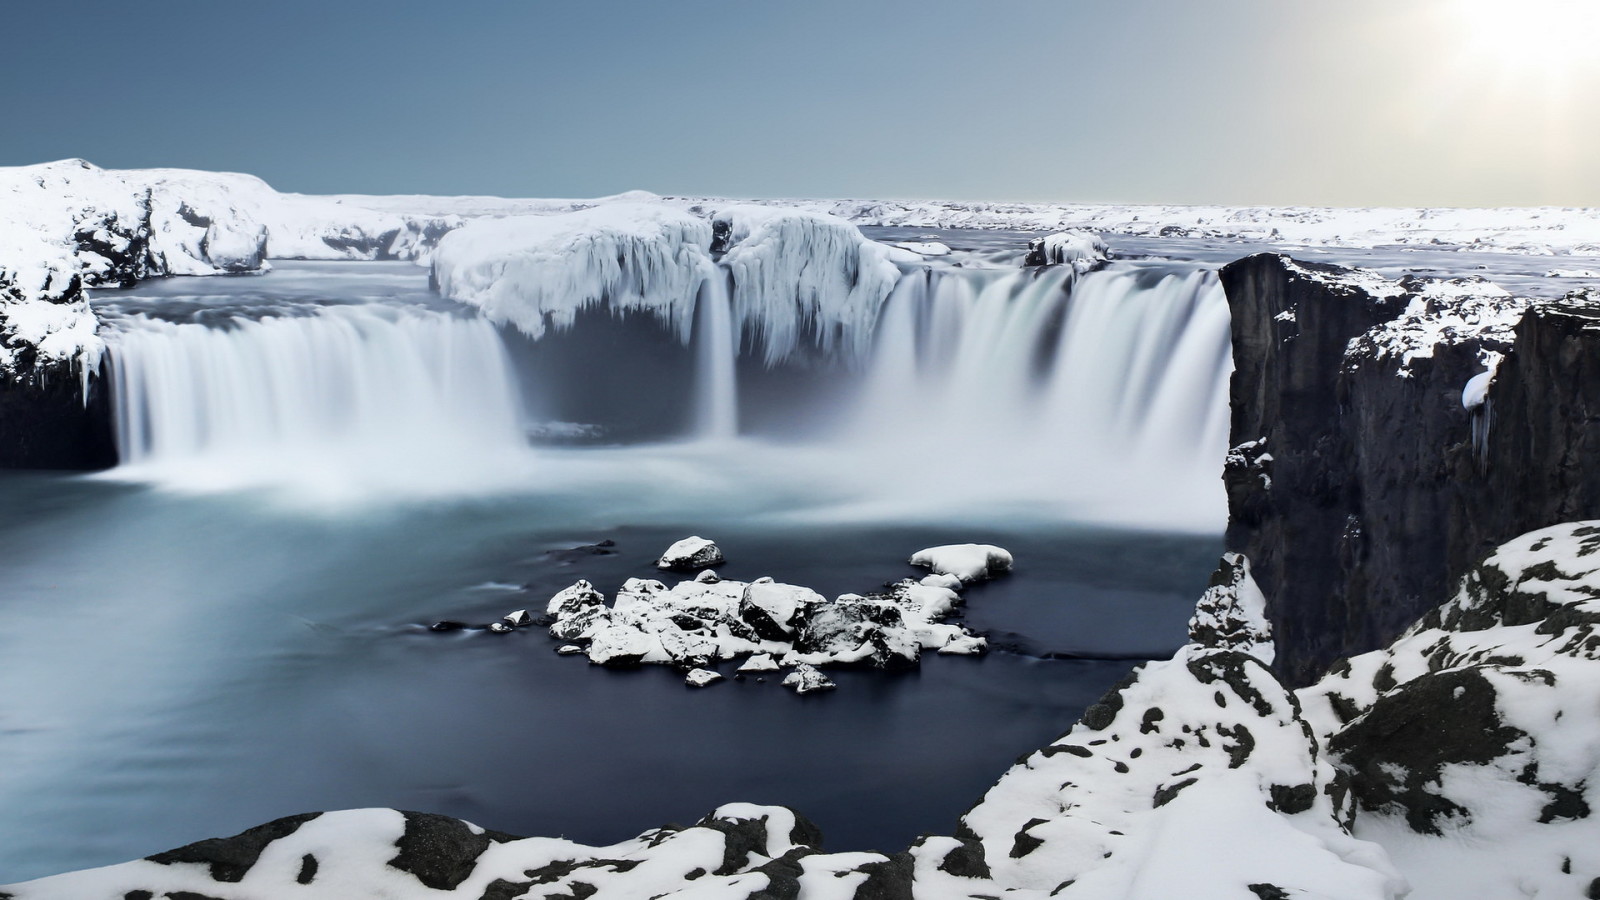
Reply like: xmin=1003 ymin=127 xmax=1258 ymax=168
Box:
xmin=656 ymin=536 xmax=726 ymax=572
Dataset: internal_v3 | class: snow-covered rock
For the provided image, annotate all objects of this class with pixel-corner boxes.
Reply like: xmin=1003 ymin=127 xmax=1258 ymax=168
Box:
xmin=1024 ymin=230 xmax=1110 ymax=272
xmin=1186 ymin=552 xmax=1274 ymax=664
xmin=684 ymin=667 xmax=723 ymax=688
xmin=656 ymin=536 xmax=726 ymax=571
xmin=1296 ymin=521 xmax=1600 ymax=899
xmin=736 ymin=653 xmax=780 ymax=673
xmin=31 ymin=531 xmax=1600 ymax=899
xmin=541 ymin=548 xmax=990 ymax=683
xmin=781 ymin=663 xmax=836 ymax=695
xmin=546 ymin=579 xmax=606 ymax=617
xmin=909 ymin=543 xmax=1013 ymax=583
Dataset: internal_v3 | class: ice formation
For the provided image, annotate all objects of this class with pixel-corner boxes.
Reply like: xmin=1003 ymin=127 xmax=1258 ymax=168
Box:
xmin=428 ymin=202 xmax=904 ymax=366
xmin=711 ymin=205 xmax=901 ymax=364
xmin=428 ymin=203 xmax=715 ymax=342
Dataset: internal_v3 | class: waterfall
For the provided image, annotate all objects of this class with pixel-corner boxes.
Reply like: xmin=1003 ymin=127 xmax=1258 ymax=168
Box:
xmin=103 ymin=304 xmax=532 ymax=497
xmin=836 ymin=265 xmax=1233 ymax=526
xmin=693 ymin=273 xmax=739 ymax=441
xmin=93 ymin=256 xmax=1233 ymax=526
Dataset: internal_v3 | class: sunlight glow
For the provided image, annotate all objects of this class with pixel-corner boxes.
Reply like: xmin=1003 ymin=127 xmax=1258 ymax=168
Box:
xmin=1449 ymin=0 xmax=1600 ymax=77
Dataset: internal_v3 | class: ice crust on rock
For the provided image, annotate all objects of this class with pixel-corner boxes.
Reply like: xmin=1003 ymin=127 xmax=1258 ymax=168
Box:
xmin=656 ymin=536 xmax=726 ymax=571
xmin=429 ymin=203 xmax=715 ymax=342
xmin=1024 ymin=230 xmax=1110 ymax=271
xmin=428 ymin=202 xmax=904 ymax=367
xmin=710 ymin=205 xmax=902 ymax=364
xmin=909 ymin=544 xmax=1013 ymax=584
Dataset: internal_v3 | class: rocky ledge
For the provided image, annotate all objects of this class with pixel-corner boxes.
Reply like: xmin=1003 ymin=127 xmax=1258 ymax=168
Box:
xmin=1220 ymin=252 xmax=1600 ymax=685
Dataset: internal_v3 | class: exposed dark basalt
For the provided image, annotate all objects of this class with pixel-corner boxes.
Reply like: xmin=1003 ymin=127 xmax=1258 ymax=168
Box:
xmin=1220 ymin=254 xmax=1600 ymax=684
xmin=0 ymin=358 xmax=117 ymax=469
xmin=146 ymin=812 xmax=321 ymax=882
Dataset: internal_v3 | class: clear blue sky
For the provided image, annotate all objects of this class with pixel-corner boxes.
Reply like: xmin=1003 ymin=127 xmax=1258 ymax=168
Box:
xmin=5 ymin=0 xmax=1598 ymax=206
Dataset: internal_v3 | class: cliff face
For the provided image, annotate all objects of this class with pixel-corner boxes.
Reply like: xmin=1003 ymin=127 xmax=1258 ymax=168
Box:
xmin=1220 ymin=252 xmax=1600 ymax=685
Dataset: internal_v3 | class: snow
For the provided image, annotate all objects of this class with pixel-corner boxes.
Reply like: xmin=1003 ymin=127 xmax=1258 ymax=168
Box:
xmin=1346 ymin=274 xmax=1528 ymax=375
xmin=1296 ymin=522 xmax=1600 ymax=900
xmin=908 ymin=544 xmax=1013 ymax=583
xmin=1461 ymin=369 xmax=1493 ymax=410
xmin=26 ymin=527 xmax=1600 ymax=899
xmin=781 ymin=663 xmax=836 ymax=694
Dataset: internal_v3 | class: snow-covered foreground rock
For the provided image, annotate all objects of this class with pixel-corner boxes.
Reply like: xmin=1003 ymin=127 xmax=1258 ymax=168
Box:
xmin=18 ymin=525 xmax=1600 ymax=898
xmin=1299 ymin=522 xmax=1600 ymax=899
xmin=529 ymin=542 xmax=992 ymax=683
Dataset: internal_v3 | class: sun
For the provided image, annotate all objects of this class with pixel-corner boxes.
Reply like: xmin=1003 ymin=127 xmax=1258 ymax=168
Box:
xmin=1446 ymin=0 xmax=1600 ymax=79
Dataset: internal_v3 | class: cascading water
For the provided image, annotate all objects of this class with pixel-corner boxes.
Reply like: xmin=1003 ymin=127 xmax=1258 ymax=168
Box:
xmin=835 ymin=265 xmax=1232 ymax=525
xmin=93 ymin=253 xmax=1231 ymax=525
xmin=103 ymin=303 xmax=534 ymax=498
xmin=693 ymin=273 xmax=740 ymax=441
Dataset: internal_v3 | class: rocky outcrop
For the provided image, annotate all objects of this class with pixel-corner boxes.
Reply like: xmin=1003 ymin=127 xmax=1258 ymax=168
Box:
xmin=1219 ymin=253 xmax=1600 ymax=685
xmin=0 ymin=357 xmax=115 ymax=469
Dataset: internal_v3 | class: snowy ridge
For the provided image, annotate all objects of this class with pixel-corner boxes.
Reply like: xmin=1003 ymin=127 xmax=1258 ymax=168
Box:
xmin=720 ymin=197 xmax=1600 ymax=256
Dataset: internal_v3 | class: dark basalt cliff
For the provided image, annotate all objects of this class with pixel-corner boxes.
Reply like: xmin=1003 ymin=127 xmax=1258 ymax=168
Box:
xmin=0 ymin=360 xmax=115 ymax=469
xmin=1220 ymin=252 xmax=1600 ymax=685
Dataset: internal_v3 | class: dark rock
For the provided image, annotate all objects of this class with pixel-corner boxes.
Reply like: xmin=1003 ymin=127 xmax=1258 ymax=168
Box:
xmin=386 ymin=811 xmax=519 ymax=891
xmin=1218 ymin=255 xmax=1600 ymax=685
xmin=296 ymin=853 xmax=318 ymax=885
xmin=935 ymin=838 xmax=991 ymax=879
xmin=1007 ymin=818 xmax=1048 ymax=858
xmin=146 ymin=812 xmax=321 ymax=882
xmin=0 ymin=356 xmax=116 ymax=469
xmin=851 ymin=852 xmax=914 ymax=900
xmin=1330 ymin=668 xmax=1526 ymax=833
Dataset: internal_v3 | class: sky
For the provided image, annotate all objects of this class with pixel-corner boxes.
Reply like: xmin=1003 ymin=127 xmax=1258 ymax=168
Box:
xmin=3 ymin=0 xmax=1599 ymax=207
